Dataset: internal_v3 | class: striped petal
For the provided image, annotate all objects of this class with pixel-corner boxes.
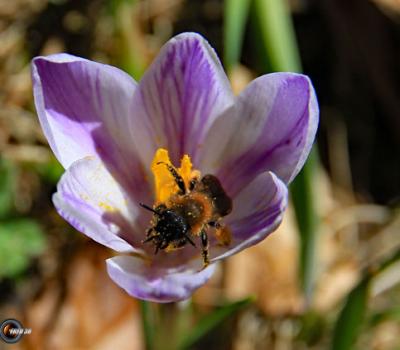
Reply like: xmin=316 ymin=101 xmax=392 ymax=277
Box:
xmin=32 ymin=54 xmax=150 ymax=202
xmin=200 ymin=73 xmax=318 ymax=197
xmin=53 ymin=156 xmax=149 ymax=252
xmin=130 ymin=32 xmax=234 ymax=169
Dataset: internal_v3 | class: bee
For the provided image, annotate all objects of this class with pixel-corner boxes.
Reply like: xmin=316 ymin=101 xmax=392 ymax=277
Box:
xmin=140 ymin=162 xmax=232 ymax=267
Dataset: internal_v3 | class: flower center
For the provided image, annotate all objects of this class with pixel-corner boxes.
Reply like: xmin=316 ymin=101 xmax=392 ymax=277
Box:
xmin=151 ymin=148 xmax=200 ymax=205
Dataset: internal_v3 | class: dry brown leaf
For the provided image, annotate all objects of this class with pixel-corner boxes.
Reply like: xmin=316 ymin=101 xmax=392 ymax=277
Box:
xmin=224 ymin=206 xmax=303 ymax=316
xmin=21 ymin=245 xmax=142 ymax=350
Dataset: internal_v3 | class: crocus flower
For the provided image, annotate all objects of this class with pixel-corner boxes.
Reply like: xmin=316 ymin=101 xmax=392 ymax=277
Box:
xmin=32 ymin=33 xmax=318 ymax=302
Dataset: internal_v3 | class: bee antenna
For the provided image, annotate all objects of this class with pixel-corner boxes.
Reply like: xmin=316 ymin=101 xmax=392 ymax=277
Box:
xmin=139 ymin=203 xmax=159 ymax=215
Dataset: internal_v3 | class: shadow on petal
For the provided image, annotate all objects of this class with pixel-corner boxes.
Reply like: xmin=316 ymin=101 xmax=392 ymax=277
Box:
xmin=210 ymin=171 xmax=288 ymax=262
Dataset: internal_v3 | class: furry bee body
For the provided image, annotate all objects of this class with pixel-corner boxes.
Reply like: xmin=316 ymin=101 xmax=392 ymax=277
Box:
xmin=141 ymin=170 xmax=232 ymax=267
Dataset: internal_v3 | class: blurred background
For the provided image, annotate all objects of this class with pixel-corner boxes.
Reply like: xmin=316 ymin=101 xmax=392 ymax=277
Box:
xmin=0 ymin=0 xmax=399 ymax=349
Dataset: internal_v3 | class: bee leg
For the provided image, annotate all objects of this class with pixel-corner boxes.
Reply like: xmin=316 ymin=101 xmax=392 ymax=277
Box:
xmin=154 ymin=240 xmax=167 ymax=254
xmin=146 ymin=227 xmax=154 ymax=237
xmin=157 ymin=162 xmax=186 ymax=194
xmin=200 ymin=230 xmax=210 ymax=268
xmin=143 ymin=236 xmax=155 ymax=243
xmin=185 ymin=234 xmax=196 ymax=247
xmin=142 ymin=230 xmax=153 ymax=243
xmin=142 ymin=228 xmax=158 ymax=243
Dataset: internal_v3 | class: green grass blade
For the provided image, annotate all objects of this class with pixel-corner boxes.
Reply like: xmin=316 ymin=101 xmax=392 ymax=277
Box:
xmin=369 ymin=307 xmax=400 ymax=326
xmin=331 ymin=277 xmax=369 ymax=350
xmin=331 ymin=248 xmax=400 ymax=349
xmin=290 ymin=149 xmax=319 ymax=301
xmin=223 ymin=0 xmax=252 ymax=72
xmin=253 ymin=0 xmax=301 ymax=72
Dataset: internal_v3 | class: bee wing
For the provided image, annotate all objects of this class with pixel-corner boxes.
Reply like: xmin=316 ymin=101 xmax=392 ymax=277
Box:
xmin=200 ymin=175 xmax=232 ymax=216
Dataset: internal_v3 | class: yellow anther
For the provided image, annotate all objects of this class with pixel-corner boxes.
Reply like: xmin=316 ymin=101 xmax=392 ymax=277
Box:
xmin=151 ymin=148 xmax=201 ymax=204
xmin=179 ymin=154 xmax=192 ymax=190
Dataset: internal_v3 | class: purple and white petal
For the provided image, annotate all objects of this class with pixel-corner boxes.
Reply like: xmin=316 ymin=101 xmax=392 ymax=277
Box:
xmin=32 ymin=54 xmax=137 ymax=168
xmin=53 ymin=156 xmax=148 ymax=253
xmin=200 ymin=73 xmax=318 ymax=197
xmin=211 ymin=171 xmax=288 ymax=262
xmin=130 ymin=32 xmax=234 ymax=168
xmin=32 ymin=54 xmax=150 ymax=202
xmin=106 ymin=255 xmax=216 ymax=302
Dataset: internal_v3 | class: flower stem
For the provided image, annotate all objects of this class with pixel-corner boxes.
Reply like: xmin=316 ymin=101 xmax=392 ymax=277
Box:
xmin=139 ymin=301 xmax=191 ymax=350
xmin=139 ymin=300 xmax=156 ymax=350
